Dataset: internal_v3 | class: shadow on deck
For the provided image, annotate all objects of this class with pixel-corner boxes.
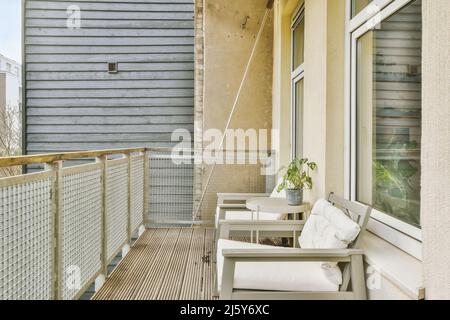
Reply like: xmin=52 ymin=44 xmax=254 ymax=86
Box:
xmin=93 ymin=228 xmax=216 ymax=300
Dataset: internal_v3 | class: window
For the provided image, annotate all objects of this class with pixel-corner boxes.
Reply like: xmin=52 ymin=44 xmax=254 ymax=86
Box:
xmin=293 ymin=79 xmax=304 ymax=157
xmin=6 ymin=63 xmax=11 ymax=73
xmin=351 ymin=0 xmax=374 ymax=17
xmin=291 ymin=6 xmax=305 ymax=159
xmin=349 ymin=0 xmax=423 ymax=252
xmin=292 ymin=10 xmax=305 ymax=71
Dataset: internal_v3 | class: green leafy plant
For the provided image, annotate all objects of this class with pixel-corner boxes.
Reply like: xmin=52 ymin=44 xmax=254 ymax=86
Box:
xmin=277 ymin=158 xmax=317 ymax=192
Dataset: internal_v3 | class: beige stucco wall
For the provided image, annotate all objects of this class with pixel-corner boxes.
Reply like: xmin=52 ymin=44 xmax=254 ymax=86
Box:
xmin=273 ymin=0 xmax=345 ymax=201
xmin=199 ymin=0 xmax=450 ymax=299
xmin=272 ymin=0 xmax=302 ymax=172
xmin=421 ymin=0 xmax=450 ymax=300
xmin=325 ymin=0 xmax=346 ymax=197
xmin=200 ymin=0 xmax=273 ymax=221
xmin=272 ymin=0 xmax=347 ymax=201
xmin=271 ymin=0 xmax=426 ymax=300
xmin=302 ymin=0 xmax=328 ymax=202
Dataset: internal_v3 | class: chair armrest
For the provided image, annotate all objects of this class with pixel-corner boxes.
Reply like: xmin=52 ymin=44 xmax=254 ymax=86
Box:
xmin=215 ymin=204 xmax=250 ymax=229
xmin=222 ymin=248 xmax=364 ymax=262
xmin=219 ymin=248 xmax=367 ymax=300
xmin=218 ymin=220 xmax=305 ymax=240
xmin=217 ymin=193 xmax=271 ymax=204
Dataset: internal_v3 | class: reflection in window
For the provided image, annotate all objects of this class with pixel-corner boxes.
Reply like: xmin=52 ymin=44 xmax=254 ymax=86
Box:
xmin=292 ymin=11 xmax=305 ymax=71
xmin=356 ymin=0 xmax=422 ymax=228
xmin=351 ymin=0 xmax=373 ymax=18
xmin=294 ymin=79 xmax=304 ymax=158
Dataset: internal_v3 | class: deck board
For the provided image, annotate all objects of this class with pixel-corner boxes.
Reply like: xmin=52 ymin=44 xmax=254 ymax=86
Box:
xmin=179 ymin=228 xmax=206 ymax=300
xmin=92 ymin=228 xmax=216 ymax=300
xmin=202 ymin=229 xmax=215 ymax=300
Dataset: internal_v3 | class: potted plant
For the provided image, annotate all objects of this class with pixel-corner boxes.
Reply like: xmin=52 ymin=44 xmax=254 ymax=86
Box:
xmin=277 ymin=158 xmax=317 ymax=206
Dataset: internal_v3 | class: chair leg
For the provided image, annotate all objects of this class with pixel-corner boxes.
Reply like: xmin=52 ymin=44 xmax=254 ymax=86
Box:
xmin=213 ymin=271 xmax=220 ymax=298
xmin=219 ymin=257 xmax=235 ymax=300
xmin=215 ymin=208 xmax=227 ymax=243
xmin=350 ymin=255 xmax=367 ymax=300
xmin=219 ymin=224 xmax=230 ymax=240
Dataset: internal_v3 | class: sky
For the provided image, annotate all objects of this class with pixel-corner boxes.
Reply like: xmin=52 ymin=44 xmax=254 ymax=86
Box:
xmin=0 ymin=0 xmax=22 ymax=63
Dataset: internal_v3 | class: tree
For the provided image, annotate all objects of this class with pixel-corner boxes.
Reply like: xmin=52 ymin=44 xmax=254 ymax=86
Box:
xmin=0 ymin=106 xmax=21 ymax=177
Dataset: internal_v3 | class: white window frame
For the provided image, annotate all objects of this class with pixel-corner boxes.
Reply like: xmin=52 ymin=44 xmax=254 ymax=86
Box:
xmin=345 ymin=0 xmax=423 ymax=260
xmin=291 ymin=5 xmax=305 ymax=160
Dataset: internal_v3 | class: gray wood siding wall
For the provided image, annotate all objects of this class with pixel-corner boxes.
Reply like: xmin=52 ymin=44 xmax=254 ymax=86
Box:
xmin=24 ymin=0 xmax=195 ymax=154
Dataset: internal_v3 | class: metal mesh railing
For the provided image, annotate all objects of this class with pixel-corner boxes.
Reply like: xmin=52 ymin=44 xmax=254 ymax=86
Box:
xmin=0 ymin=147 xmax=269 ymax=299
xmin=0 ymin=172 xmax=54 ymax=300
xmin=105 ymin=159 xmax=129 ymax=263
xmin=148 ymin=154 xmax=194 ymax=225
xmin=61 ymin=164 xmax=103 ymax=300
xmin=130 ymin=155 xmax=145 ymax=234
xmin=0 ymin=148 xmax=148 ymax=300
xmin=0 ymin=147 xmax=273 ymax=299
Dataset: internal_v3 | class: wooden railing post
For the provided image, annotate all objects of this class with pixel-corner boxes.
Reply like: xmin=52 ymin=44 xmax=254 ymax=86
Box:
xmin=46 ymin=161 xmax=63 ymax=300
xmin=95 ymin=155 xmax=108 ymax=290
xmin=143 ymin=150 xmax=150 ymax=228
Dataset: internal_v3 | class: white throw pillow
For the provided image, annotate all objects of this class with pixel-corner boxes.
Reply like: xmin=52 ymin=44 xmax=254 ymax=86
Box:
xmin=311 ymin=198 xmax=332 ymax=215
xmin=322 ymin=205 xmax=361 ymax=244
xmin=299 ymin=215 xmax=348 ymax=249
xmin=299 ymin=198 xmax=361 ymax=286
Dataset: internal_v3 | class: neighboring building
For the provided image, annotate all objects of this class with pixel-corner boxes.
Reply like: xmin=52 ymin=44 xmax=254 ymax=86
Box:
xmin=0 ymin=54 xmax=22 ymax=162
xmin=23 ymin=1 xmax=194 ymax=155
xmin=0 ymin=54 xmax=22 ymax=116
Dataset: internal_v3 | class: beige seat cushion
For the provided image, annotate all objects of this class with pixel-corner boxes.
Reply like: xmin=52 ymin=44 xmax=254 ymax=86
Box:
xmin=217 ymin=239 xmax=341 ymax=292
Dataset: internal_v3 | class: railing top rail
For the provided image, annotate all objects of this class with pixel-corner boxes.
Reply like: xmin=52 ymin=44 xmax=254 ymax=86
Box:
xmin=0 ymin=148 xmax=146 ymax=167
xmin=0 ymin=147 xmax=274 ymax=167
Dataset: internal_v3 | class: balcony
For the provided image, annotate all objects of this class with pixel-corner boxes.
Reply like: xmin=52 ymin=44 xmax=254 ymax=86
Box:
xmin=0 ymin=147 xmax=220 ymax=300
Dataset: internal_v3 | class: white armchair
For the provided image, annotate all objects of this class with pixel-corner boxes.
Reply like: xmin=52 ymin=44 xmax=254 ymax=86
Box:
xmin=215 ymin=193 xmax=372 ymax=300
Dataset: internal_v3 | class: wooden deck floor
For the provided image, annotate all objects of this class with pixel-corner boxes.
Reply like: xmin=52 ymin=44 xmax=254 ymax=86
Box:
xmin=93 ymin=228 xmax=216 ymax=300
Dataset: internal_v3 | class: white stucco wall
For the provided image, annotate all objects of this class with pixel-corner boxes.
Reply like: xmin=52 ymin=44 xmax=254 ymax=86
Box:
xmin=421 ymin=0 xmax=450 ymax=300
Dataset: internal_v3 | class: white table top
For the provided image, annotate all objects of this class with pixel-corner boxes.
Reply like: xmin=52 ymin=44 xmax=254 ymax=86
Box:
xmin=246 ymin=197 xmax=309 ymax=214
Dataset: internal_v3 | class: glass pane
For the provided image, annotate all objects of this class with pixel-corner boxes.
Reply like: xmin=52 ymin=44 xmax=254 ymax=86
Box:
xmin=356 ymin=0 xmax=422 ymax=228
xmin=292 ymin=14 xmax=305 ymax=71
xmin=294 ymin=79 xmax=304 ymax=158
xmin=351 ymin=0 xmax=373 ymax=18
